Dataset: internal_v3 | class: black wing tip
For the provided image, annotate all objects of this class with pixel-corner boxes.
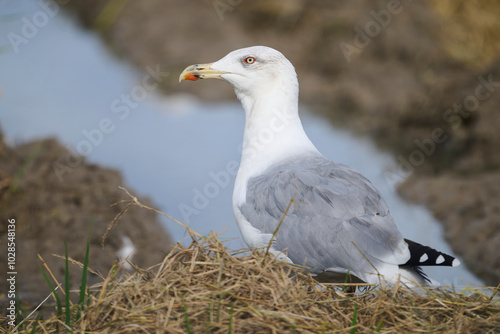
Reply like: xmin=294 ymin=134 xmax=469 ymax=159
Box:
xmin=407 ymin=265 xmax=432 ymax=284
xmin=403 ymin=238 xmax=460 ymax=267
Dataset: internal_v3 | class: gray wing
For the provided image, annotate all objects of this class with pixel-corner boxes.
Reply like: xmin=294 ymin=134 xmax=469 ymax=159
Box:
xmin=239 ymin=155 xmax=410 ymax=277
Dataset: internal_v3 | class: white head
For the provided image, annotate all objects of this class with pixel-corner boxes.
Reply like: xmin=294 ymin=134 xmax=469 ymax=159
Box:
xmin=180 ymin=46 xmax=319 ymax=184
xmin=180 ymin=46 xmax=298 ymax=106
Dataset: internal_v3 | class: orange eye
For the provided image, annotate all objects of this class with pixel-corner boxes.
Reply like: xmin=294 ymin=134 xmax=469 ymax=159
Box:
xmin=244 ymin=57 xmax=256 ymax=64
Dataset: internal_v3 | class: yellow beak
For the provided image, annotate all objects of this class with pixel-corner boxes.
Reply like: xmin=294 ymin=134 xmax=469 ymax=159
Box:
xmin=178 ymin=63 xmax=229 ymax=82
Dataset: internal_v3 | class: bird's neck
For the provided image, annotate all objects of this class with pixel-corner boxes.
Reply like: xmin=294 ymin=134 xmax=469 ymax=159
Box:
xmin=237 ymin=90 xmax=320 ymax=181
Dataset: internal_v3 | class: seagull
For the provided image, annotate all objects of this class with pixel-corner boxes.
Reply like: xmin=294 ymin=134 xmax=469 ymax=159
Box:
xmin=179 ymin=46 xmax=460 ymax=286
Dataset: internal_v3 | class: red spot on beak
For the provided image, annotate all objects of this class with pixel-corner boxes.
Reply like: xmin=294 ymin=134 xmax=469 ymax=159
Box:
xmin=184 ymin=73 xmax=199 ymax=81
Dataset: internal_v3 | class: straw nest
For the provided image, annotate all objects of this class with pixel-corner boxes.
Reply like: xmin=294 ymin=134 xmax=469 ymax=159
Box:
xmin=3 ymin=191 xmax=500 ymax=333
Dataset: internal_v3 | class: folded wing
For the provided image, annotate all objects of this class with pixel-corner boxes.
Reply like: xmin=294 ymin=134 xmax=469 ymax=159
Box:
xmin=239 ymin=154 xmax=411 ymax=282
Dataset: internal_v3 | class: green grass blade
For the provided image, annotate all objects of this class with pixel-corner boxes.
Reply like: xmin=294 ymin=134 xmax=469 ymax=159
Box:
xmin=182 ymin=299 xmax=193 ymax=334
xmin=40 ymin=265 xmax=62 ymax=316
xmin=228 ymin=300 xmax=234 ymax=334
xmin=27 ymin=313 xmax=42 ymax=334
xmin=15 ymin=287 xmax=24 ymax=327
xmin=375 ymin=319 xmax=384 ymax=332
xmin=342 ymin=267 xmax=351 ymax=292
xmin=77 ymin=221 xmax=93 ymax=321
xmin=206 ymin=300 xmax=213 ymax=334
xmin=216 ymin=295 xmax=222 ymax=323
xmin=64 ymin=239 xmax=72 ymax=330
xmin=350 ymin=303 xmax=358 ymax=334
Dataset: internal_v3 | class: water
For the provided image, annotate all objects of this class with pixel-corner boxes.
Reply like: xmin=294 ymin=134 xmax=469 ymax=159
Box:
xmin=0 ymin=0 xmax=482 ymax=287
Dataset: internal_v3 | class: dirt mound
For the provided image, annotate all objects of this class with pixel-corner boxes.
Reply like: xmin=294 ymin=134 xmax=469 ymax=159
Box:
xmin=0 ymin=129 xmax=173 ymax=310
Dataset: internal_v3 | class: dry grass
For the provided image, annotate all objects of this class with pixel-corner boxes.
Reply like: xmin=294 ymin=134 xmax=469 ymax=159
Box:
xmin=3 ymin=192 xmax=500 ymax=333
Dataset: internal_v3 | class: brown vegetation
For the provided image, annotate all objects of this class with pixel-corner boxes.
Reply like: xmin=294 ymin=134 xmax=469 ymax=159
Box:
xmin=3 ymin=196 xmax=499 ymax=333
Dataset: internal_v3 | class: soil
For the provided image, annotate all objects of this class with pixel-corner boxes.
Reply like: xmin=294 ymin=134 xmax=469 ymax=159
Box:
xmin=0 ymin=129 xmax=173 ymax=312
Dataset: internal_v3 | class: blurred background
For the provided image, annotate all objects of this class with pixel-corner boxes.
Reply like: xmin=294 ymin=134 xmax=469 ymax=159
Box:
xmin=1 ymin=0 xmax=499 ymax=309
